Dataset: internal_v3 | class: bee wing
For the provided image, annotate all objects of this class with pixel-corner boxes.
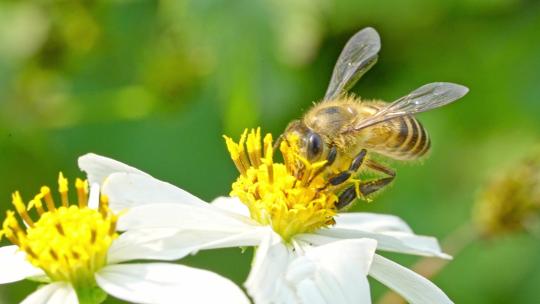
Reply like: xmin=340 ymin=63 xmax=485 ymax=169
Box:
xmin=351 ymin=82 xmax=469 ymax=131
xmin=323 ymin=27 xmax=381 ymax=101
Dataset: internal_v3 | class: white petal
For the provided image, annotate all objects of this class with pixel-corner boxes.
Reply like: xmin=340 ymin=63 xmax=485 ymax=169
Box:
xmin=87 ymin=183 xmax=101 ymax=210
xmin=290 ymin=239 xmax=376 ymax=304
xmin=334 ymin=213 xmax=413 ymax=233
xmin=109 ymin=201 xmax=266 ymax=264
xmin=245 ymin=231 xmax=294 ymax=304
xmin=21 ymin=282 xmax=77 ymax=304
xmin=292 ymin=212 xmax=449 ymax=259
xmin=0 ymin=245 xmax=44 ymax=284
xmin=369 ymin=254 xmax=453 ymax=304
xmin=245 ymin=233 xmax=377 ymax=304
xmin=301 ymin=227 xmax=450 ymax=259
xmin=78 ymin=153 xmax=148 ymax=185
xmin=117 ymin=202 xmax=257 ymax=232
xmin=108 ymin=226 xmax=267 ymax=264
xmin=103 ymin=173 xmax=207 ymax=212
xmin=96 ymin=263 xmax=250 ymax=304
xmin=211 ymin=196 xmax=251 ymax=217
xmin=295 ymin=280 xmax=326 ymax=304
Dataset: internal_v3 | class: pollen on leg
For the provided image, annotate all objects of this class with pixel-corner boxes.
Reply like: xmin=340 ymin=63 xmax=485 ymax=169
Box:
xmin=0 ymin=173 xmax=118 ymax=287
xmin=224 ymin=128 xmax=339 ymax=242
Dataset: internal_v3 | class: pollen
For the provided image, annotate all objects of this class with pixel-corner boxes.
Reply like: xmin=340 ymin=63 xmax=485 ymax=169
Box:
xmin=224 ymin=128 xmax=338 ymax=241
xmin=0 ymin=173 xmax=118 ymax=287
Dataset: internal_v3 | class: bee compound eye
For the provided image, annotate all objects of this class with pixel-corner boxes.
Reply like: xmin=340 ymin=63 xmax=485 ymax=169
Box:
xmin=307 ymin=133 xmax=323 ymax=161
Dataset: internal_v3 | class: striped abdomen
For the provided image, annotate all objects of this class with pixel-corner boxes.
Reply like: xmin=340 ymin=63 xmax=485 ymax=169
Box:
xmin=356 ymin=103 xmax=431 ymax=161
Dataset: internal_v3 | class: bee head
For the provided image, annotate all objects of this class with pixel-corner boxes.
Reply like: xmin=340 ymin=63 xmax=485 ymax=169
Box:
xmin=284 ymin=120 xmax=325 ymax=162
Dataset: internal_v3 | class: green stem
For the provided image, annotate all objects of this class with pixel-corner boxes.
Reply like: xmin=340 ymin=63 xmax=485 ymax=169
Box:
xmin=74 ymin=282 xmax=107 ymax=304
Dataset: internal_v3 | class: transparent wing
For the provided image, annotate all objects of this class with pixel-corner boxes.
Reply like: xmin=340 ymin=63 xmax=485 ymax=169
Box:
xmin=351 ymin=82 xmax=469 ymax=131
xmin=323 ymin=27 xmax=381 ymax=101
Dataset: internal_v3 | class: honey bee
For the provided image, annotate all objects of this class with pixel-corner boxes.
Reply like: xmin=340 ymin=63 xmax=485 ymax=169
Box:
xmin=282 ymin=27 xmax=469 ymax=208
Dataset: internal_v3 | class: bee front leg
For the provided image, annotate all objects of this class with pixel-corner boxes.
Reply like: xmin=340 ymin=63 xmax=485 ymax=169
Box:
xmin=308 ymin=145 xmax=338 ymax=184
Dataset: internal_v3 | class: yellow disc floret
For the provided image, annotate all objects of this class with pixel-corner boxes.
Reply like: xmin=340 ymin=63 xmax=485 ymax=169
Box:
xmin=224 ymin=128 xmax=338 ymax=241
xmin=473 ymin=153 xmax=540 ymax=237
xmin=0 ymin=173 xmax=118 ymax=289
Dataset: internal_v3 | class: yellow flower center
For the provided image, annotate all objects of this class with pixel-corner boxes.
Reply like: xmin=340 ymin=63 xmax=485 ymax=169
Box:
xmin=0 ymin=173 xmax=118 ymax=287
xmin=224 ymin=128 xmax=338 ymax=241
xmin=473 ymin=154 xmax=540 ymax=237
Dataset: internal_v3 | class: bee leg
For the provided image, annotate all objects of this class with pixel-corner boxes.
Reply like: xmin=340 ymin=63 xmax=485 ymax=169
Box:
xmin=358 ymin=160 xmax=396 ymax=195
xmin=336 ymin=186 xmax=358 ymax=209
xmin=326 ymin=145 xmax=338 ymax=166
xmin=336 ymin=178 xmax=393 ymax=209
xmin=365 ymin=159 xmax=396 ymax=178
xmin=335 ymin=159 xmax=395 ymax=209
xmin=309 ymin=145 xmax=338 ymax=184
xmin=328 ymin=149 xmax=368 ymax=186
xmin=359 ymin=176 xmax=395 ymax=195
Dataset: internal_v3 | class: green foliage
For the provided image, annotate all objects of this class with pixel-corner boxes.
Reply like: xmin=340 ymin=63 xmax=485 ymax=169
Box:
xmin=1 ymin=0 xmax=539 ymax=303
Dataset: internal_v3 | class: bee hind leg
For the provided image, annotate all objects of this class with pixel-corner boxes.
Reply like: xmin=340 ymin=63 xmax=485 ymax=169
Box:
xmin=335 ymin=159 xmax=396 ymax=209
xmin=336 ymin=186 xmax=358 ymax=209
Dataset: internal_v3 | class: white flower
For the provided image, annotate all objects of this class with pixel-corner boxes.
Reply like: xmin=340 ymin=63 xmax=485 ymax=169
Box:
xmin=0 ymin=173 xmax=249 ymax=304
xmin=80 ymin=152 xmax=453 ymax=304
xmin=79 ymin=129 xmax=451 ymax=303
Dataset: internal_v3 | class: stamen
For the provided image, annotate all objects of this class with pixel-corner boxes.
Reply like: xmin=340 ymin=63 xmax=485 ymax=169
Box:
xmin=91 ymin=228 xmax=97 ymax=244
xmin=224 ymin=135 xmax=248 ymax=176
xmin=99 ymin=195 xmax=110 ymax=217
xmin=108 ymin=214 xmax=118 ymax=236
xmin=301 ymin=163 xmax=312 ymax=186
xmin=58 ymin=172 xmax=69 ymax=207
xmin=247 ymin=128 xmax=262 ymax=167
xmin=226 ymin=128 xmax=338 ymax=241
xmin=55 ymin=222 xmax=65 ymax=235
xmin=263 ymin=133 xmax=274 ymax=183
xmin=12 ymin=192 xmax=34 ymax=227
xmin=237 ymin=129 xmax=251 ymax=170
xmin=255 ymin=128 xmax=262 ymax=164
xmin=76 ymin=178 xmax=88 ymax=208
xmin=4 ymin=231 xmax=20 ymax=246
xmin=41 ymin=186 xmax=56 ymax=211
xmin=28 ymin=194 xmax=46 ymax=216
xmin=71 ymin=250 xmax=81 ymax=260
xmin=49 ymin=248 xmax=59 ymax=261
xmin=22 ymin=244 xmax=39 ymax=260
xmin=2 ymin=212 xmax=21 ymax=245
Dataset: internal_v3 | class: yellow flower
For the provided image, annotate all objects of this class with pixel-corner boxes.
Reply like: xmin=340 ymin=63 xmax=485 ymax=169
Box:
xmin=1 ymin=173 xmax=115 ymax=302
xmin=473 ymin=153 xmax=540 ymax=237
xmin=224 ymin=128 xmax=337 ymax=241
xmin=0 ymin=173 xmax=249 ymax=304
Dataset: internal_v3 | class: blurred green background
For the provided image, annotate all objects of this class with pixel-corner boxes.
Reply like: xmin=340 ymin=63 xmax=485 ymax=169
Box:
xmin=1 ymin=0 xmax=539 ymax=303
